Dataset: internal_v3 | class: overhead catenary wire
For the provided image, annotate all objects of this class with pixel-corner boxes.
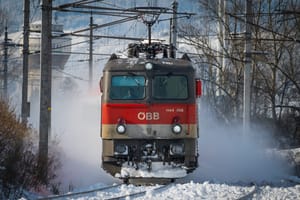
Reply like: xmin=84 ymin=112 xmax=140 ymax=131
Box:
xmin=53 ymin=3 xmax=194 ymax=18
xmin=49 ymin=1 xmax=195 ymax=57
xmin=53 ymin=8 xmax=138 ymax=18
xmin=227 ymin=11 xmax=300 ymax=17
xmin=226 ymin=12 xmax=300 ymax=43
xmin=53 ymin=16 xmax=140 ymax=38
xmin=28 ymin=33 xmax=145 ymax=56
xmin=53 ymin=0 xmax=101 ymax=9
xmin=100 ymin=1 xmax=125 ymax=9
xmin=70 ymin=33 xmax=148 ymax=41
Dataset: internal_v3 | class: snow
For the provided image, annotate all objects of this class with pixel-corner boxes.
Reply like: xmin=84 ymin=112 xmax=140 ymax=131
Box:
xmin=115 ymin=162 xmax=187 ymax=179
xmin=36 ymin=180 xmax=299 ymax=200
xmin=136 ymin=182 xmax=255 ymax=200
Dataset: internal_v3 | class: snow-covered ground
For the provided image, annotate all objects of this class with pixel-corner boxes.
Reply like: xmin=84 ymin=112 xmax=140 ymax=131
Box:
xmin=33 ymin=178 xmax=300 ymax=199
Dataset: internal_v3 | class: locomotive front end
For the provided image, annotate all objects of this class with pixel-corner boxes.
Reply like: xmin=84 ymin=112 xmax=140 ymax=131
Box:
xmin=100 ymin=55 xmax=200 ymax=183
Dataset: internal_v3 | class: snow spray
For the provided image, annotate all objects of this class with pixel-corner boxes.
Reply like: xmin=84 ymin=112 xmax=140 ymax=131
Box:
xmin=183 ymin=99 xmax=293 ymax=183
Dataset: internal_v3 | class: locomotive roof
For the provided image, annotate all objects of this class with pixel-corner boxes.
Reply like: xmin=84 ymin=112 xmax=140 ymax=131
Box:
xmin=103 ymin=56 xmax=194 ymax=72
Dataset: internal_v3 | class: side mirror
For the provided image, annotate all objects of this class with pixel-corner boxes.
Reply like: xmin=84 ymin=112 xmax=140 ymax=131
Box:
xmin=99 ymin=77 xmax=103 ymax=93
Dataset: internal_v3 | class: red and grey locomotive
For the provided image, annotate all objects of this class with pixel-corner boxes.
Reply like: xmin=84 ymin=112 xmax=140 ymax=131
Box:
xmin=100 ymin=43 xmax=201 ymax=183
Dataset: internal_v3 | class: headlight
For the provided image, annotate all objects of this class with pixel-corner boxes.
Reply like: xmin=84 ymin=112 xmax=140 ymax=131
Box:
xmin=114 ymin=144 xmax=128 ymax=155
xmin=116 ymin=124 xmax=126 ymax=134
xmin=145 ymin=62 xmax=153 ymax=70
xmin=170 ymin=144 xmax=185 ymax=155
xmin=172 ymin=124 xmax=182 ymax=134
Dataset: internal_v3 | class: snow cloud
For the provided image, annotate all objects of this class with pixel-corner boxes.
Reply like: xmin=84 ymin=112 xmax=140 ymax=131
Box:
xmin=51 ymin=80 xmax=118 ymax=191
xmin=183 ymin=99 xmax=293 ymax=183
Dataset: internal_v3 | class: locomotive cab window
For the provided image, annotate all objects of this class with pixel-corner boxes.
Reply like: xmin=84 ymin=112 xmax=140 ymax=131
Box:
xmin=110 ymin=75 xmax=145 ymax=100
xmin=153 ymin=75 xmax=188 ymax=99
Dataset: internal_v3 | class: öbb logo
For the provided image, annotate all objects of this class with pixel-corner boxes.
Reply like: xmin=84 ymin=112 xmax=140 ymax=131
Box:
xmin=137 ymin=112 xmax=160 ymax=120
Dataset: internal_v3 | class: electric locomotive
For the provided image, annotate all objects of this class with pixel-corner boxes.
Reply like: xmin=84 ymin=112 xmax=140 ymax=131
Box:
xmin=100 ymin=43 xmax=201 ymax=183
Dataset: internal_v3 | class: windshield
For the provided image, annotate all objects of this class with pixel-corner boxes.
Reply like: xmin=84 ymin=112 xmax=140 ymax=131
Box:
xmin=110 ymin=75 xmax=145 ymax=100
xmin=153 ymin=75 xmax=188 ymax=99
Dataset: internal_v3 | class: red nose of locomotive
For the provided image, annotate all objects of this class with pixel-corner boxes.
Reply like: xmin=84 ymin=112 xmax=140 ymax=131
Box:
xmin=101 ymin=103 xmax=197 ymax=138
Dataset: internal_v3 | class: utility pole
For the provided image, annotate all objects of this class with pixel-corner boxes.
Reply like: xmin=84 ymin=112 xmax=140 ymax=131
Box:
xmin=3 ymin=27 xmax=8 ymax=100
xmin=222 ymin=0 xmax=228 ymax=72
xmin=2 ymin=27 xmax=23 ymax=100
xmin=218 ymin=0 xmax=224 ymax=65
xmin=22 ymin=0 xmax=30 ymax=123
xmin=217 ymin=0 xmax=225 ymax=96
xmin=89 ymin=14 xmax=93 ymax=89
xmin=39 ymin=0 xmax=52 ymax=183
xmin=170 ymin=0 xmax=178 ymax=58
xmin=243 ymin=0 xmax=252 ymax=133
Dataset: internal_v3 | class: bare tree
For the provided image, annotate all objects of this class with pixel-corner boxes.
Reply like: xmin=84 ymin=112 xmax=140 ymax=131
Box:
xmin=0 ymin=99 xmax=61 ymax=199
xmin=179 ymin=0 xmax=300 ymax=142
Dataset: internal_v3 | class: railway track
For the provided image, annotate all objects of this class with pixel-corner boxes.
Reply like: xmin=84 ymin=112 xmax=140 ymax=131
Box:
xmin=37 ymin=183 xmax=123 ymax=200
xmin=37 ymin=182 xmax=171 ymax=200
xmin=36 ymin=177 xmax=300 ymax=200
xmin=237 ymin=184 xmax=258 ymax=200
xmin=105 ymin=183 xmax=172 ymax=200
